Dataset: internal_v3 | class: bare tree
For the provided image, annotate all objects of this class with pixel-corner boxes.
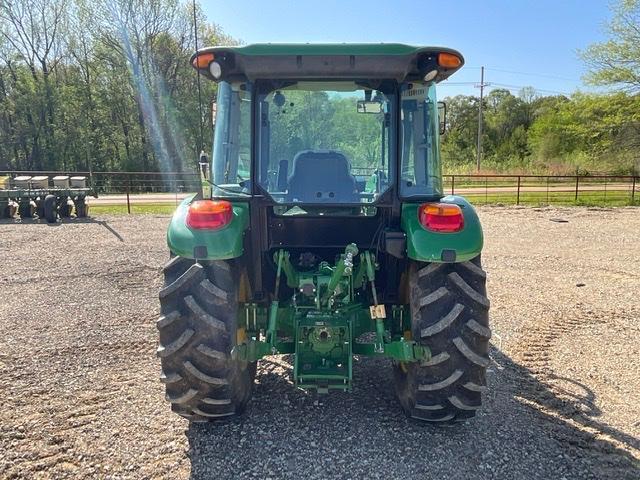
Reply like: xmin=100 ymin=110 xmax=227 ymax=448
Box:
xmin=0 ymin=0 xmax=68 ymax=168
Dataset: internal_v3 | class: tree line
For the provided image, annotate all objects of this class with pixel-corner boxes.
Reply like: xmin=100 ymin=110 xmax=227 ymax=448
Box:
xmin=441 ymin=88 xmax=640 ymax=175
xmin=0 ymin=0 xmax=230 ymax=173
xmin=1 ymin=0 xmax=638 ymax=175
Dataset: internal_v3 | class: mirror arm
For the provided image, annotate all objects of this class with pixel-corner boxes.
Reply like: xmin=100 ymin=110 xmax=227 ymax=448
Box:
xmin=437 ymin=101 xmax=447 ymax=135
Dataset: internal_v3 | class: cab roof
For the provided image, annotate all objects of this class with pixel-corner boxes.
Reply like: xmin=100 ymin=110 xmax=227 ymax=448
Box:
xmin=191 ymin=43 xmax=464 ymax=83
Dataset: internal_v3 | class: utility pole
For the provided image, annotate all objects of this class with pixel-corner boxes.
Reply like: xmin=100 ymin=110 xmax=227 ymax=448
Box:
xmin=476 ymin=66 xmax=487 ymax=172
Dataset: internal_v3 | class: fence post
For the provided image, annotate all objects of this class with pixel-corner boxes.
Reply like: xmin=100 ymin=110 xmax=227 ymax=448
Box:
xmin=126 ymin=175 xmax=131 ymax=214
xmin=631 ymin=176 xmax=636 ymax=205
xmin=451 ymin=175 xmax=455 ymax=195
xmin=574 ymin=175 xmax=579 ymax=203
xmin=516 ymin=176 xmax=521 ymax=205
xmin=485 ymin=176 xmax=488 ymax=204
xmin=546 ymin=176 xmax=549 ymax=204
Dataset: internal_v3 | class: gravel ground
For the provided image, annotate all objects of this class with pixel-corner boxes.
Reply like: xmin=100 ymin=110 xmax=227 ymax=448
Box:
xmin=0 ymin=206 xmax=638 ymax=480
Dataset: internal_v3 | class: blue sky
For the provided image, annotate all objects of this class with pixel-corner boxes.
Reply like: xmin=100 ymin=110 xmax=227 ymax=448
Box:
xmin=201 ymin=0 xmax=612 ymax=98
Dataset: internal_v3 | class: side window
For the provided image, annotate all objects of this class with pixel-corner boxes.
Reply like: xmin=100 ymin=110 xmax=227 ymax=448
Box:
xmin=237 ymin=90 xmax=252 ymax=180
xmin=211 ymin=82 xmax=252 ymax=194
xmin=400 ymin=82 xmax=442 ymax=197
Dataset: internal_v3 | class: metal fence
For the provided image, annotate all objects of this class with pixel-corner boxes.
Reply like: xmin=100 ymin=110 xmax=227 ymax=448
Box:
xmin=444 ymin=174 xmax=638 ymax=206
xmin=1 ymin=171 xmax=638 ymax=209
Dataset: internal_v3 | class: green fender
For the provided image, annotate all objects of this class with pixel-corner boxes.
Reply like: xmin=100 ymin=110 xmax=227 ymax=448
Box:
xmin=166 ymin=195 xmax=249 ymax=260
xmin=401 ymin=195 xmax=483 ymax=263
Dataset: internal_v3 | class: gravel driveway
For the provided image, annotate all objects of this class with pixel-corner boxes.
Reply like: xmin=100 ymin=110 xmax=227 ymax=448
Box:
xmin=0 ymin=206 xmax=638 ymax=479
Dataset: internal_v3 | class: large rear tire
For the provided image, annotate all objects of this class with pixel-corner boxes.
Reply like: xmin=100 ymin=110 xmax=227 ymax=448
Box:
xmin=394 ymin=255 xmax=491 ymax=423
xmin=157 ymin=256 xmax=256 ymax=421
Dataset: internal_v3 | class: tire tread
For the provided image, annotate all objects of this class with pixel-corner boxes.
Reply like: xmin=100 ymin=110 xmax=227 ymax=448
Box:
xmin=394 ymin=256 xmax=490 ymax=423
xmin=157 ymin=257 xmax=255 ymax=422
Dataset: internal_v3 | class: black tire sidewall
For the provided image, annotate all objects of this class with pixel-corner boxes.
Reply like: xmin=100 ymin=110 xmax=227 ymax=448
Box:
xmin=394 ymin=256 xmax=490 ymax=423
xmin=43 ymin=195 xmax=57 ymax=223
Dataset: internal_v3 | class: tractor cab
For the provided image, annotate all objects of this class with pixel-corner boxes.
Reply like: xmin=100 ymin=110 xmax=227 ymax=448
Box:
xmin=197 ymin=44 xmax=460 ymax=209
xmin=183 ymin=44 xmax=474 ymax=300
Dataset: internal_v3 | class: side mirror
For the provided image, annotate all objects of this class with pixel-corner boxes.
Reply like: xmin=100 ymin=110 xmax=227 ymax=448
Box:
xmin=357 ymin=100 xmax=383 ymax=114
xmin=437 ymin=101 xmax=446 ymax=135
xmin=199 ymin=151 xmax=211 ymax=198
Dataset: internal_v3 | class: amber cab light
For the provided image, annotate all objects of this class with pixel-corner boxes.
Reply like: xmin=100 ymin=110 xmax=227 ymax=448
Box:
xmin=437 ymin=52 xmax=462 ymax=69
xmin=186 ymin=200 xmax=232 ymax=230
xmin=192 ymin=52 xmax=215 ymax=69
xmin=418 ymin=203 xmax=464 ymax=233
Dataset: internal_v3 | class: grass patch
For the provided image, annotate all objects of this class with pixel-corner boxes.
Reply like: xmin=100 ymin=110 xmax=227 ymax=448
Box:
xmin=88 ymin=193 xmax=638 ymax=216
xmin=90 ymin=203 xmax=177 ymax=215
xmin=464 ymin=191 xmax=638 ymax=207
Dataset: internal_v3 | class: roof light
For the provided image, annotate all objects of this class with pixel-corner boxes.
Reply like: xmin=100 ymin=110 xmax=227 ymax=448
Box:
xmin=192 ymin=52 xmax=215 ymax=69
xmin=437 ymin=52 xmax=462 ymax=69
xmin=418 ymin=203 xmax=464 ymax=233
xmin=423 ymin=69 xmax=438 ymax=82
xmin=209 ymin=61 xmax=222 ymax=79
xmin=186 ymin=200 xmax=233 ymax=230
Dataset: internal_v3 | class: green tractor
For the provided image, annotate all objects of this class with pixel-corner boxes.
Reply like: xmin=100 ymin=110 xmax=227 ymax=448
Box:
xmin=157 ymin=44 xmax=490 ymax=424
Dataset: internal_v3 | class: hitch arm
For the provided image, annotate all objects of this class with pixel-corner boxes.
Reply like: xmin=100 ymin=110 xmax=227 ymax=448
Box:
xmin=234 ymin=249 xmax=286 ymax=362
xmin=362 ymin=251 xmax=386 ymax=352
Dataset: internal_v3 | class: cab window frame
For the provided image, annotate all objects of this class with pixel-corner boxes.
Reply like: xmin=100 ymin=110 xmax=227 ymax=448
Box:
xmin=253 ymin=79 xmax=398 ymax=206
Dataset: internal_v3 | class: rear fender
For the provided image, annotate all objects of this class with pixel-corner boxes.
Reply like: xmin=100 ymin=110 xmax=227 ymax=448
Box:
xmin=401 ymin=195 xmax=483 ymax=263
xmin=167 ymin=195 xmax=249 ymax=260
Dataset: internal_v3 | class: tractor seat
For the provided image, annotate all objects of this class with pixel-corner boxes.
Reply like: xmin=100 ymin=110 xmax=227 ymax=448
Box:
xmin=286 ymin=150 xmax=358 ymax=203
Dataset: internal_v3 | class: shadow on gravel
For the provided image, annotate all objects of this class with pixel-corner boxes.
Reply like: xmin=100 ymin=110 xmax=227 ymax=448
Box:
xmin=61 ymin=217 xmax=126 ymax=242
xmin=185 ymin=350 xmax=639 ymax=480
xmin=0 ymin=217 xmax=124 ymax=242
xmin=491 ymin=349 xmax=639 ymax=453
xmin=95 ymin=220 xmax=124 ymax=242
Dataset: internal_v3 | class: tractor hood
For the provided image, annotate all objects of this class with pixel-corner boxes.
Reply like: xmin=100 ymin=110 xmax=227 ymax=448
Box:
xmin=190 ymin=43 xmax=464 ymax=83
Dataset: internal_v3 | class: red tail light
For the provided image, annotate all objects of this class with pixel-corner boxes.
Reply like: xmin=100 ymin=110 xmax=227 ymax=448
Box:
xmin=418 ymin=203 xmax=464 ymax=233
xmin=186 ymin=200 xmax=233 ymax=230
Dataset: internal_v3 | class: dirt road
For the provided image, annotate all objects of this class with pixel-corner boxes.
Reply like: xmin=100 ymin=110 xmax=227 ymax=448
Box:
xmin=0 ymin=206 xmax=638 ymax=479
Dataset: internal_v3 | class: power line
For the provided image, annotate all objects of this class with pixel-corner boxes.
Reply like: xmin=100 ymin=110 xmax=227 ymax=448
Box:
xmin=439 ymin=64 xmax=581 ymax=96
xmin=484 ymin=66 xmax=581 ymax=82
xmin=489 ymin=82 xmax=570 ymax=96
xmin=464 ymin=65 xmax=581 ymax=82
xmin=439 ymin=81 xmax=570 ymax=96
xmin=439 ymin=82 xmax=477 ymax=86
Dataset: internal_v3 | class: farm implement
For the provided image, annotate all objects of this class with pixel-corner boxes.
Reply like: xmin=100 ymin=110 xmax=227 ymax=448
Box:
xmin=0 ymin=175 xmax=94 ymax=222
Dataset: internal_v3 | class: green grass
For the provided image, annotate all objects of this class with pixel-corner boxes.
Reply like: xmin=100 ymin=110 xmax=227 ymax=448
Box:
xmin=90 ymin=203 xmax=177 ymax=215
xmin=463 ymin=191 xmax=639 ymax=207
xmin=88 ymin=192 xmax=638 ymax=216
